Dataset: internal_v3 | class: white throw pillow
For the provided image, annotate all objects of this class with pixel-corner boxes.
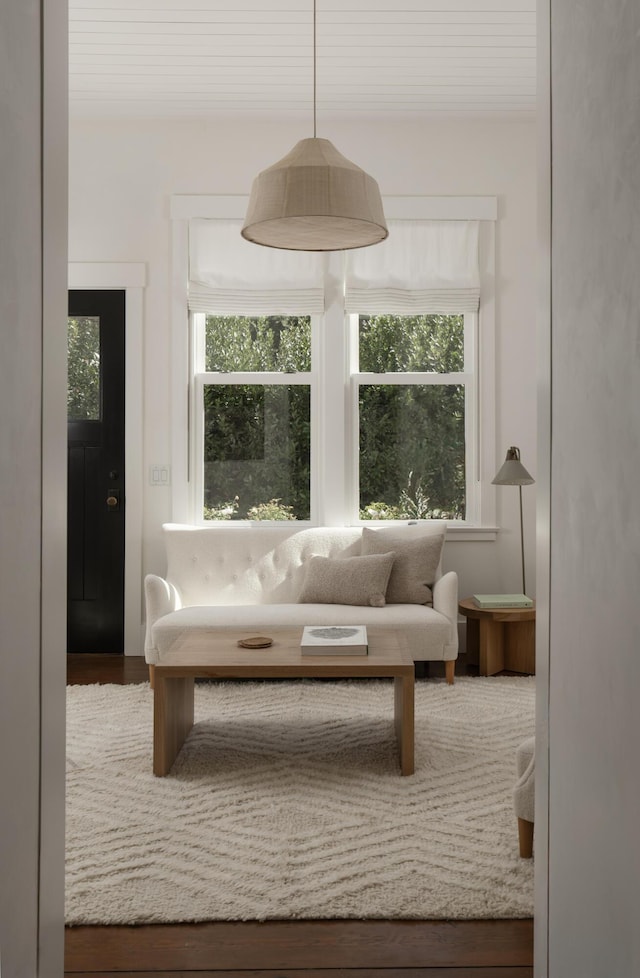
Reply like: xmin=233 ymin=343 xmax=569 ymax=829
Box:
xmin=298 ymin=552 xmax=396 ymax=608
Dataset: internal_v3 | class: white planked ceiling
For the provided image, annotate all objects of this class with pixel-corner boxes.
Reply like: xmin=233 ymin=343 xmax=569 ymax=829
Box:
xmin=69 ymin=0 xmax=536 ymax=121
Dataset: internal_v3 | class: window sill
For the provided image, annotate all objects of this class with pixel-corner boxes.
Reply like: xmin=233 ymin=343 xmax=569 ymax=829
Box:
xmin=445 ymin=524 xmax=498 ymax=542
xmin=192 ymin=519 xmax=498 ymax=541
xmin=354 ymin=519 xmax=498 ymax=542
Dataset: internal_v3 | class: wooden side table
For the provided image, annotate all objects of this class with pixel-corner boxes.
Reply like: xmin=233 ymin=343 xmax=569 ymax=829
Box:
xmin=458 ymin=598 xmax=536 ymax=676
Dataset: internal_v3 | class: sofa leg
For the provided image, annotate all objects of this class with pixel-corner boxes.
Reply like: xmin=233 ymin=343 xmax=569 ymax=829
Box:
xmin=517 ymin=817 xmax=534 ymax=858
xmin=149 ymin=664 xmax=155 ymax=689
xmin=445 ymin=660 xmax=455 ymax=685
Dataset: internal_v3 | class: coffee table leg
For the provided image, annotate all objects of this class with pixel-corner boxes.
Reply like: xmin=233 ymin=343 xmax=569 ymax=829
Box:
xmin=394 ymin=673 xmax=415 ymax=776
xmin=154 ymin=674 xmax=195 ymax=776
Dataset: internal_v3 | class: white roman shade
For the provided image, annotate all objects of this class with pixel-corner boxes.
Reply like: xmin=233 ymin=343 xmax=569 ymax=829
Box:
xmin=188 ymin=219 xmax=325 ymax=314
xmin=345 ymin=219 xmax=480 ymax=314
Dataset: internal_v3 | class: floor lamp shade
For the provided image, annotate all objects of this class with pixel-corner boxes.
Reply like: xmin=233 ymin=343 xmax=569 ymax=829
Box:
xmin=491 ymin=446 xmax=535 ymax=488
xmin=492 ymin=447 xmax=535 ymax=595
xmin=241 ymin=137 xmax=389 ymax=252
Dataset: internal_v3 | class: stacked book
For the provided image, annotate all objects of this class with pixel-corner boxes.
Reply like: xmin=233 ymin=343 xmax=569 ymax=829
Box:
xmin=472 ymin=594 xmax=533 ymax=609
xmin=301 ymin=625 xmax=368 ymax=655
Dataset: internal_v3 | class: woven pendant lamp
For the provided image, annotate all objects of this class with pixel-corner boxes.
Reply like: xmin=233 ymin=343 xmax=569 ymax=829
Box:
xmin=241 ymin=3 xmax=388 ymax=252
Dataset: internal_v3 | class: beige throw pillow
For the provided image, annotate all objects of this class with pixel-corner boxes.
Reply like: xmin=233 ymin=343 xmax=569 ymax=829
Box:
xmin=361 ymin=525 xmax=445 ymax=604
xmin=298 ymin=552 xmax=396 ymax=607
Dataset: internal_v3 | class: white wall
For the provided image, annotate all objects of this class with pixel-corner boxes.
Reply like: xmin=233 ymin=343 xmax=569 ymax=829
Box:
xmin=0 ymin=2 xmax=67 ymax=976
xmin=544 ymin=0 xmax=640 ymax=973
xmin=69 ymin=116 xmax=538 ymax=642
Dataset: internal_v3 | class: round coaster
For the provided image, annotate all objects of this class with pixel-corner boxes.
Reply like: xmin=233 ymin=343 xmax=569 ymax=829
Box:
xmin=237 ymin=636 xmax=273 ymax=649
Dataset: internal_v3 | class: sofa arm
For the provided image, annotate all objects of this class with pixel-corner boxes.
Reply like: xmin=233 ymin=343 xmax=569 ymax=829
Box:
xmin=432 ymin=570 xmax=459 ymax=655
xmin=144 ymin=574 xmax=181 ymax=659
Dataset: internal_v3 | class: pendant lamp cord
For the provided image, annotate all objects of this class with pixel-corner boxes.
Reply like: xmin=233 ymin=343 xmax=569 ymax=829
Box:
xmin=313 ymin=0 xmax=317 ymax=137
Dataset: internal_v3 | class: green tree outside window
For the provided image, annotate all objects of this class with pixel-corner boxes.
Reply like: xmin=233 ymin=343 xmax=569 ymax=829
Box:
xmin=202 ymin=313 xmax=466 ymax=521
xmin=67 ymin=316 xmax=101 ymax=420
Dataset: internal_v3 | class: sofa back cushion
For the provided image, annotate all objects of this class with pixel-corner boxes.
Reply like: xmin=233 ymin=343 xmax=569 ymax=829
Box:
xmin=162 ymin=523 xmax=363 ymax=607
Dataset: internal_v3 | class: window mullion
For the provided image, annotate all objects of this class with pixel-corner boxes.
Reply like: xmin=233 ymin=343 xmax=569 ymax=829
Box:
xmin=319 ymin=251 xmax=348 ymax=525
xmin=356 ymin=371 xmax=470 ymax=385
xmin=464 ymin=311 xmax=480 ymax=523
xmin=192 ymin=374 xmax=205 ymax=523
xmin=310 ymin=312 xmax=321 ymax=525
xmin=193 ymin=313 xmax=206 ymax=373
xmin=347 ymin=314 xmax=361 ymax=524
xmin=198 ymin=371 xmax=310 ymax=386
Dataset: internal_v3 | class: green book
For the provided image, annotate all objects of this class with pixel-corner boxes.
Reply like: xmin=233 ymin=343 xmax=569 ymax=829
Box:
xmin=473 ymin=593 xmax=533 ymax=609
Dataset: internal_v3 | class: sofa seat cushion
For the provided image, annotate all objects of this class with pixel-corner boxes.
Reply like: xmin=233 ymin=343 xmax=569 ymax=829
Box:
xmin=151 ymin=602 xmax=451 ymax=663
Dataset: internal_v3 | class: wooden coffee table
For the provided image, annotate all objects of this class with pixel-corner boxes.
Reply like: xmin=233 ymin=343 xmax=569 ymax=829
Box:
xmin=153 ymin=627 xmax=415 ymax=777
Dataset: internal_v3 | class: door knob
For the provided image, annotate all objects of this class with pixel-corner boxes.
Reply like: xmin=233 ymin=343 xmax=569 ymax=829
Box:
xmin=106 ymin=495 xmax=119 ymax=508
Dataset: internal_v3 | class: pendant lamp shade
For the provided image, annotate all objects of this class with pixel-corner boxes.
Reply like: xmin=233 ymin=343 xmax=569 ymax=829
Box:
xmin=241 ymin=137 xmax=388 ymax=252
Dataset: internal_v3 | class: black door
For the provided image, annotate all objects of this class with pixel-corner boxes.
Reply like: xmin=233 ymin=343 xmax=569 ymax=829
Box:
xmin=67 ymin=290 xmax=125 ymax=652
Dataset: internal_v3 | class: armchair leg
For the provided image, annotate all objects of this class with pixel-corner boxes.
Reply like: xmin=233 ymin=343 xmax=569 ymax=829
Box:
xmin=517 ymin=817 xmax=534 ymax=858
xmin=445 ymin=660 xmax=455 ymax=685
xmin=149 ymin=664 xmax=155 ymax=689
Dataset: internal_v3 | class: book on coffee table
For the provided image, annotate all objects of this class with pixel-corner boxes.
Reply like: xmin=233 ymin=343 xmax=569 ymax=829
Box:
xmin=301 ymin=625 xmax=368 ymax=655
xmin=472 ymin=594 xmax=533 ymax=609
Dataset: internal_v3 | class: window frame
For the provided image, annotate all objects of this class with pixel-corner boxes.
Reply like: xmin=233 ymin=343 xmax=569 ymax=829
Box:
xmin=349 ymin=311 xmax=479 ymax=525
xmin=170 ymin=196 xmax=497 ymax=536
xmin=190 ymin=311 xmax=318 ymax=524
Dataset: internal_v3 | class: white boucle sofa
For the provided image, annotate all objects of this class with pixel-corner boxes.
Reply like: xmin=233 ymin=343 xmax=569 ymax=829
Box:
xmin=144 ymin=522 xmax=459 ymax=683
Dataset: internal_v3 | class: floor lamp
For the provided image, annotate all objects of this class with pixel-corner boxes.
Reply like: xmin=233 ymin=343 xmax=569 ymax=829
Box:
xmin=492 ymin=446 xmax=535 ymax=595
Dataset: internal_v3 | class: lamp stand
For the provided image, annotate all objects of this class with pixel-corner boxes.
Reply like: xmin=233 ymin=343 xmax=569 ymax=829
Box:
xmin=491 ymin=446 xmax=534 ymax=598
xmin=519 ymin=484 xmax=526 ymax=596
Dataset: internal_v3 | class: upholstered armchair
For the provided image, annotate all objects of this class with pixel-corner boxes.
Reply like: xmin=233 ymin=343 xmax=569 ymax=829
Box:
xmin=514 ymin=737 xmax=535 ymax=858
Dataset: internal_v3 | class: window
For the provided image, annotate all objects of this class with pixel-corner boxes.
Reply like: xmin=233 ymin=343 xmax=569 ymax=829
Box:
xmin=193 ymin=315 xmax=313 ymax=522
xmin=355 ymin=313 xmax=472 ymax=521
xmin=173 ymin=197 xmax=496 ymax=529
xmin=192 ymin=309 xmax=475 ymax=525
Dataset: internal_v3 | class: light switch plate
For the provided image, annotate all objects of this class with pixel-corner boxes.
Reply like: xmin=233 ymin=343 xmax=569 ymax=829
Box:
xmin=149 ymin=464 xmax=171 ymax=487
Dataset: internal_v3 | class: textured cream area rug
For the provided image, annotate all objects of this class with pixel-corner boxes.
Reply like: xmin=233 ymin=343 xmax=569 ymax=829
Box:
xmin=66 ymin=676 xmax=535 ymax=925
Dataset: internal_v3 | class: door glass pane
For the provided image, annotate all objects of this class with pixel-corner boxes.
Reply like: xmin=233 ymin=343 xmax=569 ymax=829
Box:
xmin=359 ymin=384 xmax=466 ymax=520
xmin=203 ymin=384 xmax=311 ymax=520
xmin=205 ymin=315 xmax=311 ymax=372
xmin=68 ymin=316 xmax=101 ymax=420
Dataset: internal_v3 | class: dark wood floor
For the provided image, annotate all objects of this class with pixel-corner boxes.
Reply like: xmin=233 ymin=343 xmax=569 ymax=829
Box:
xmin=65 ymin=653 xmax=534 ymax=978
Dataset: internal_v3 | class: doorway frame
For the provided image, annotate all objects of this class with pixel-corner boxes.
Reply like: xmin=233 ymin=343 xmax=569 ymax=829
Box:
xmin=68 ymin=263 xmax=146 ymax=654
xmin=12 ymin=11 xmax=554 ymax=978
xmin=535 ymin=0 xmax=551 ymax=974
